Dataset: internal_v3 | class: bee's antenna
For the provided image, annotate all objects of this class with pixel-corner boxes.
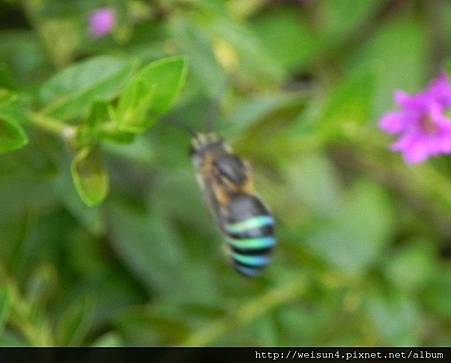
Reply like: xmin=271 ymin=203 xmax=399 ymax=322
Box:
xmin=166 ymin=117 xmax=196 ymax=137
xmin=206 ymin=79 xmax=230 ymax=133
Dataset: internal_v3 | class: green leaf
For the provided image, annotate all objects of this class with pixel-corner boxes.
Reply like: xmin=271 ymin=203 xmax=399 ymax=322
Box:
xmin=307 ymin=180 xmax=394 ymax=274
xmin=103 ymin=136 xmax=155 ymax=164
xmin=0 ymin=89 xmax=16 ymax=106
xmin=71 ymin=147 xmax=109 ymax=207
xmin=108 ymin=201 xmax=190 ymax=295
xmin=0 ymin=31 xmax=47 ymax=86
xmin=423 ymin=266 xmax=451 ymax=319
xmin=319 ymin=0 xmax=383 ymax=44
xmin=116 ymin=308 xmax=191 ymax=345
xmin=384 ymin=239 xmax=437 ymax=292
xmin=0 ymin=92 xmax=29 ymax=126
xmin=39 ymin=56 xmax=133 ymax=120
xmin=0 ymin=288 xmax=11 ymax=336
xmin=84 ymin=101 xmax=136 ymax=144
xmin=169 ymin=16 xmax=226 ymax=97
xmin=347 ymin=17 xmax=427 ymax=114
xmin=0 ymin=331 xmax=26 ymax=347
xmin=115 ymin=81 xmax=156 ymax=133
xmin=292 ymin=68 xmax=375 ymax=146
xmin=208 ymin=15 xmax=284 ymax=83
xmin=56 ymin=298 xmax=94 ymax=346
xmin=115 ymin=56 xmax=187 ymax=133
xmin=319 ymin=69 xmax=375 ymax=130
xmin=228 ymin=92 xmax=309 ymax=137
xmin=124 ymin=56 xmax=187 ymax=115
xmin=0 ymin=64 xmax=15 ymax=89
xmin=0 ymin=116 xmax=28 ymax=154
xmin=364 ymin=290 xmax=421 ymax=345
xmin=39 ymin=18 xmax=80 ymax=69
xmin=52 ymin=167 xmax=106 ymax=235
xmin=251 ymin=7 xmax=322 ymax=72
xmin=283 ymin=152 xmax=342 ymax=218
xmin=87 ymin=101 xmax=109 ymax=128
xmin=76 ymin=101 xmax=112 ymax=147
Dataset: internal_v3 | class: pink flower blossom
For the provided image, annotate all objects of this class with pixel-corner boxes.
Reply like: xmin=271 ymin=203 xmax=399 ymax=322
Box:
xmin=89 ymin=8 xmax=116 ymax=38
xmin=379 ymin=73 xmax=451 ymax=165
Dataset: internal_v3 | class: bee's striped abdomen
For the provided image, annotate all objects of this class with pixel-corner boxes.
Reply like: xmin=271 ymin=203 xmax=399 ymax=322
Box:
xmin=223 ymin=196 xmax=276 ymax=277
xmin=191 ymin=135 xmax=277 ymax=277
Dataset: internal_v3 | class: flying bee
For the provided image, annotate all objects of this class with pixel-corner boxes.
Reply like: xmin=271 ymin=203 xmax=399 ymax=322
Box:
xmin=191 ymin=133 xmax=276 ymax=277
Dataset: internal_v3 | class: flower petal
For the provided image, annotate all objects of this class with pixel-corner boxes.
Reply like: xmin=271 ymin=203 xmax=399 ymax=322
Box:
xmin=395 ymin=90 xmax=432 ymax=112
xmin=428 ymin=72 xmax=451 ymax=107
xmin=402 ymin=140 xmax=430 ymax=165
xmin=428 ymin=72 xmax=451 ymax=93
xmin=391 ymin=132 xmax=417 ymax=152
xmin=379 ymin=112 xmax=408 ymax=134
xmin=382 ymin=73 xmax=451 ymax=164
xmin=394 ymin=91 xmax=411 ymax=107
xmin=435 ymin=134 xmax=451 ymax=153
xmin=89 ymin=8 xmax=116 ymax=37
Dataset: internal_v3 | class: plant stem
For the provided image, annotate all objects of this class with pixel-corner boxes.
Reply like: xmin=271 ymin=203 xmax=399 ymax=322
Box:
xmin=28 ymin=112 xmax=77 ymax=139
xmin=179 ymin=277 xmax=308 ymax=347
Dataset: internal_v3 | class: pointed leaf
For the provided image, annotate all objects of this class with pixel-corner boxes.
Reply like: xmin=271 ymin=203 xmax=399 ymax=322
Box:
xmin=0 ymin=116 xmax=28 ymax=154
xmin=128 ymin=56 xmax=187 ymax=114
xmin=52 ymin=166 xmax=106 ymax=235
xmin=71 ymin=147 xmax=109 ymax=207
xmin=115 ymin=81 xmax=156 ymax=133
xmin=87 ymin=101 xmax=110 ymax=128
xmin=0 ymin=93 xmax=28 ymax=126
xmin=56 ymin=298 xmax=94 ymax=346
xmin=116 ymin=56 xmax=187 ymax=132
xmin=39 ymin=56 xmax=133 ymax=120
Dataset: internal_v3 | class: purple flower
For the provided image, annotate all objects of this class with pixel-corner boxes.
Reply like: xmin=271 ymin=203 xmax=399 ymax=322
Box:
xmin=89 ymin=8 xmax=116 ymax=38
xmin=379 ymin=73 xmax=451 ymax=165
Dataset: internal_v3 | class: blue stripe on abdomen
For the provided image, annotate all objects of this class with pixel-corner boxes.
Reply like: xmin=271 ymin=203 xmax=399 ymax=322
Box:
xmin=234 ymin=265 xmax=264 ymax=277
xmin=223 ymin=213 xmax=275 ymax=276
xmin=225 ymin=215 xmax=274 ymax=234
xmin=226 ymin=236 xmax=276 ymax=250
xmin=231 ymin=253 xmax=271 ymax=267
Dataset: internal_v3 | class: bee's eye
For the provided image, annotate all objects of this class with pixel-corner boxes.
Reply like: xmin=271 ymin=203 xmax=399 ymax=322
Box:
xmin=215 ymin=155 xmax=247 ymax=185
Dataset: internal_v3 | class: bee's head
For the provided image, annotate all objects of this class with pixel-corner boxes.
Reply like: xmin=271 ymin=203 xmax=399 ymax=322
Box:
xmin=190 ymin=133 xmax=224 ymax=156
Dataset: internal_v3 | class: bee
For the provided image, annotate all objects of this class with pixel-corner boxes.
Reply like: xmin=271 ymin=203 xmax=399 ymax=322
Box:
xmin=191 ymin=133 xmax=276 ymax=277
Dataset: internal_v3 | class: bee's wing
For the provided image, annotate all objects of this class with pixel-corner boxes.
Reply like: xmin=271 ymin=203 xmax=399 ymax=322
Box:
xmin=196 ymin=172 xmax=227 ymax=233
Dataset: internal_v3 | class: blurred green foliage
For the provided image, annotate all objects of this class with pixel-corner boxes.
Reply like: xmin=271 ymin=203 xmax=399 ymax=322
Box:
xmin=0 ymin=0 xmax=450 ymax=347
